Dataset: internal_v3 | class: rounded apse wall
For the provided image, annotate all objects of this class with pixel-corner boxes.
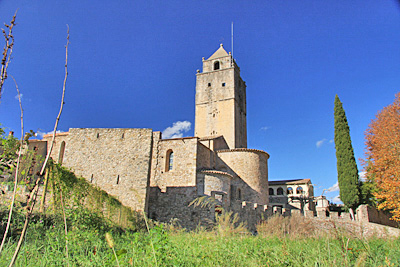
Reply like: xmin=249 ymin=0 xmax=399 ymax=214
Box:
xmin=217 ymin=149 xmax=269 ymax=205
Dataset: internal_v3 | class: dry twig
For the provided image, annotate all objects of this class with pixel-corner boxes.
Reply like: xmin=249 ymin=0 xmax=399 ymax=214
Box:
xmin=0 ymin=76 xmax=23 ymax=256
xmin=0 ymin=11 xmax=17 ymax=102
xmin=8 ymin=25 xmax=69 ymax=267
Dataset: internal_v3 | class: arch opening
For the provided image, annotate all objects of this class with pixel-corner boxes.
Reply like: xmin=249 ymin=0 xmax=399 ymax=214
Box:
xmin=166 ymin=150 xmax=174 ymax=171
xmin=277 ymin=187 xmax=284 ymax=195
xmin=214 ymin=61 xmax=220 ymax=70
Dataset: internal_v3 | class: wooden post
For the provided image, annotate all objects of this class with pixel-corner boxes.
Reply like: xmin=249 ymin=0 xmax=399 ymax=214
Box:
xmin=39 ymin=167 xmax=50 ymax=213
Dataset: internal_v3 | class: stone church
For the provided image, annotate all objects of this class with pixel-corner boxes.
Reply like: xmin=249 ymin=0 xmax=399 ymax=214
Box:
xmin=40 ymin=45 xmax=300 ymax=228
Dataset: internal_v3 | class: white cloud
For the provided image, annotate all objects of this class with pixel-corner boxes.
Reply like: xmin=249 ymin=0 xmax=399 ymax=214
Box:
xmin=260 ymin=126 xmax=269 ymax=131
xmin=162 ymin=121 xmax=191 ymax=139
xmin=326 ymin=181 xmax=339 ymax=192
xmin=36 ymin=130 xmax=65 ymax=139
xmin=14 ymin=93 xmax=23 ymax=100
xmin=359 ymin=171 xmax=367 ymax=181
xmin=316 ymin=138 xmax=327 ymax=148
xmin=332 ymin=195 xmax=341 ymax=203
xmin=316 ymin=138 xmax=334 ymax=148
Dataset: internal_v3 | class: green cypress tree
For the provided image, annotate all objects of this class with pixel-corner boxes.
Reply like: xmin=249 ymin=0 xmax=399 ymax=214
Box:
xmin=334 ymin=95 xmax=360 ymax=217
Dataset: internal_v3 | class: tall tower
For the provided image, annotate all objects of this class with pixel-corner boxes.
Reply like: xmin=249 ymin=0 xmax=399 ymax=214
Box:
xmin=195 ymin=44 xmax=247 ymax=149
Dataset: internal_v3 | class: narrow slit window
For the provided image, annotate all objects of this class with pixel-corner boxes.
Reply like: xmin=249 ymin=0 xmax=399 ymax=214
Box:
xmin=90 ymin=174 xmax=94 ymax=183
xmin=116 ymin=175 xmax=120 ymax=184
xmin=96 ymin=133 xmax=100 ymax=138
xmin=166 ymin=150 xmax=174 ymax=171
xmin=222 ymin=83 xmax=225 ymax=87
xmin=208 ymin=83 xmax=211 ymax=87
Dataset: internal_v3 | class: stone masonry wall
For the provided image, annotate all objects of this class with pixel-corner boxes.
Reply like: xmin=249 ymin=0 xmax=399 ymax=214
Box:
xmin=42 ymin=132 xmax=69 ymax=163
xmin=148 ymin=186 xmax=215 ymax=229
xmin=149 ymin=136 xmax=199 ymax=191
xmin=196 ymin=142 xmax=214 ymax=170
xmin=217 ymin=149 xmax=269 ymax=205
xmin=197 ymin=171 xmax=232 ymax=207
xmin=148 ymin=136 xmax=200 ymax=228
xmin=356 ymin=205 xmax=399 ymax=228
xmin=47 ymin=128 xmax=154 ymax=212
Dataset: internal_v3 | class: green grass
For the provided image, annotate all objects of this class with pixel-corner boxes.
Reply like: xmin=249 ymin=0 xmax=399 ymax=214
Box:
xmin=0 ymin=222 xmax=399 ymax=267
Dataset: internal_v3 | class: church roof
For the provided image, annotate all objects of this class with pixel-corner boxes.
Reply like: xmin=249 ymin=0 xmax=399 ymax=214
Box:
xmin=207 ymin=44 xmax=229 ymax=60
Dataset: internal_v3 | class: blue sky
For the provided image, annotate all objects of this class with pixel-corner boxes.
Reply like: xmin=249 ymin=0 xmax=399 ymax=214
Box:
xmin=1 ymin=1 xmax=399 ymax=203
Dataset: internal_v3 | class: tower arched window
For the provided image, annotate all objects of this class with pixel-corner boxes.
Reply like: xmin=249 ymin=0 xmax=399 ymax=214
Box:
xmin=277 ymin=187 xmax=284 ymax=195
xmin=166 ymin=150 xmax=174 ymax=171
xmin=269 ymin=188 xmax=274 ymax=195
xmin=214 ymin=61 xmax=220 ymax=70
xmin=287 ymin=187 xmax=293 ymax=195
xmin=296 ymin=186 xmax=304 ymax=194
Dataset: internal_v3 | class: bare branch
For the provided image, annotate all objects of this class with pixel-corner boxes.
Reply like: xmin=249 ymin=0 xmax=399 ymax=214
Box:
xmin=0 ymin=76 xmax=23 ymax=255
xmin=0 ymin=11 xmax=17 ymax=102
xmin=8 ymin=25 xmax=69 ymax=267
xmin=39 ymin=24 xmax=69 ymax=176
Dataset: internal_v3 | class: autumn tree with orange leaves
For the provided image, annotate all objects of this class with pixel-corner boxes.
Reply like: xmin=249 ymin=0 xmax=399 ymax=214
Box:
xmin=364 ymin=93 xmax=400 ymax=222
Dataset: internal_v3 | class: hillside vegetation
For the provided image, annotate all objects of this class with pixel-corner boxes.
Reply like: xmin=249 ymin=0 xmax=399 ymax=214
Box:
xmin=1 ymin=203 xmax=399 ymax=266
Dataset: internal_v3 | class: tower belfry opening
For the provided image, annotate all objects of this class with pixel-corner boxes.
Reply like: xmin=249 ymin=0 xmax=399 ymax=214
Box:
xmin=194 ymin=44 xmax=247 ymax=149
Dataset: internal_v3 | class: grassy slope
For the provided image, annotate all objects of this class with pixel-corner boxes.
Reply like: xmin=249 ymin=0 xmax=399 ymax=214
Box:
xmin=0 ymin=226 xmax=399 ymax=267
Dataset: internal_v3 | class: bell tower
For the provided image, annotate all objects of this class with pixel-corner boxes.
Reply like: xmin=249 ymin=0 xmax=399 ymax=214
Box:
xmin=194 ymin=44 xmax=247 ymax=149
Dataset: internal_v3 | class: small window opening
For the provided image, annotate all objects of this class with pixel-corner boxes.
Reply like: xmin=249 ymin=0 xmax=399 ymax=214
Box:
xmin=122 ymin=133 xmax=124 ymax=139
xmin=116 ymin=175 xmax=120 ymax=184
xmin=214 ymin=61 xmax=220 ymax=70
xmin=237 ymin=188 xmax=242 ymax=200
xmin=96 ymin=133 xmax=100 ymax=138
xmin=277 ymin=187 xmax=284 ymax=195
xmin=166 ymin=150 xmax=174 ymax=171
xmin=287 ymin=187 xmax=293 ymax=195
xmin=213 ymin=114 xmax=216 ymax=117
xmin=296 ymin=186 xmax=304 ymax=194
xmin=208 ymin=83 xmax=211 ymax=87
xmin=222 ymin=83 xmax=225 ymax=87
xmin=90 ymin=174 xmax=93 ymax=183
xmin=269 ymin=188 xmax=274 ymax=195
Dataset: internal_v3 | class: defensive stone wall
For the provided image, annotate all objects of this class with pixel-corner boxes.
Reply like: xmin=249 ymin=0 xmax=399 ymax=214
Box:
xmin=231 ymin=200 xmax=270 ymax=232
xmin=356 ymin=204 xmax=399 ymax=228
xmin=217 ymin=148 xmax=269 ymax=205
xmin=44 ymin=128 xmax=154 ymax=212
xmin=150 ymin=136 xmax=198 ymax=192
xmin=148 ymin=186 xmax=215 ymax=229
xmin=197 ymin=170 xmax=233 ymax=207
